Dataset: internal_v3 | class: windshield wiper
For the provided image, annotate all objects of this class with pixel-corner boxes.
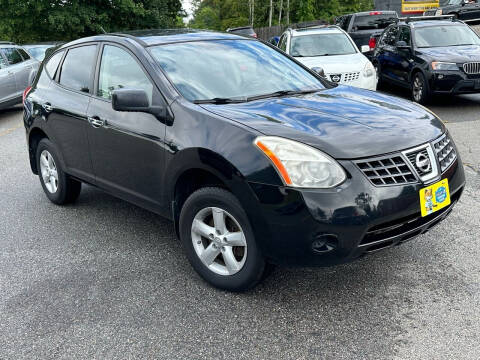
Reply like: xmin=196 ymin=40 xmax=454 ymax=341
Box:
xmin=247 ymin=89 xmax=319 ymax=102
xmin=193 ymin=97 xmax=247 ymax=104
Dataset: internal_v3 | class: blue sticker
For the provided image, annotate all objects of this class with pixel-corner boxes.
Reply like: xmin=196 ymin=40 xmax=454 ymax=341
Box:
xmin=436 ymin=186 xmax=447 ymax=203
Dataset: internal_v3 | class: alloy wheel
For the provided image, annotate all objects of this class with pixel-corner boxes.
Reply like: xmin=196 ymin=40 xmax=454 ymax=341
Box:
xmin=413 ymin=75 xmax=424 ymax=102
xmin=39 ymin=150 xmax=59 ymax=193
xmin=191 ymin=207 xmax=247 ymax=276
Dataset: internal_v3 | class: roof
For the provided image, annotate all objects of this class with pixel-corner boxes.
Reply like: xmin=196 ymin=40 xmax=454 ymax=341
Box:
xmin=290 ymin=26 xmax=343 ymax=37
xmin=112 ymin=29 xmax=243 ymax=46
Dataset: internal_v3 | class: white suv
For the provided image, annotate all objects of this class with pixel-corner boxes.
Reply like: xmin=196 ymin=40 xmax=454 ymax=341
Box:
xmin=277 ymin=26 xmax=377 ymax=91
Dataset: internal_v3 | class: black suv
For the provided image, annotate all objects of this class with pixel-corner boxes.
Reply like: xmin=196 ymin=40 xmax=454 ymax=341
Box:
xmin=24 ymin=30 xmax=464 ymax=291
xmin=372 ymin=17 xmax=480 ymax=103
xmin=424 ymin=0 xmax=480 ymax=23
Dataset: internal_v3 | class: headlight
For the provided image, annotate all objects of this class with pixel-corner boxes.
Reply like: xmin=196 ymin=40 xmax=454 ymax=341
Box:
xmin=431 ymin=61 xmax=458 ymax=71
xmin=435 ymin=9 xmax=443 ymax=16
xmin=254 ymin=136 xmax=347 ymax=188
xmin=363 ymin=61 xmax=375 ymax=77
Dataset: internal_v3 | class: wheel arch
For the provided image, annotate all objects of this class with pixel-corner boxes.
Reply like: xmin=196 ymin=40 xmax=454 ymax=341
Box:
xmin=28 ymin=127 xmax=49 ymax=174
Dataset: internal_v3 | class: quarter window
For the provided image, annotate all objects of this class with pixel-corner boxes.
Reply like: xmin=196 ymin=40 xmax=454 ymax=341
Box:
xmin=2 ymin=48 xmax=23 ymax=65
xmin=45 ymin=51 xmax=64 ymax=79
xmin=17 ymin=48 xmax=31 ymax=60
xmin=278 ymin=34 xmax=287 ymax=52
xmin=97 ymin=45 xmax=153 ymax=103
xmin=59 ymin=45 xmax=97 ymax=93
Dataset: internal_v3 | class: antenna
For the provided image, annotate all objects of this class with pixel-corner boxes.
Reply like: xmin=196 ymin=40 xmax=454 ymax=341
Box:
xmin=100 ymin=26 xmax=107 ymax=34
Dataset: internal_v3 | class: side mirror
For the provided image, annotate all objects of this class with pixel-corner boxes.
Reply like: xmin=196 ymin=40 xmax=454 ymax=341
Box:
xmin=311 ymin=66 xmax=326 ymax=78
xmin=462 ymin=0 xmax=469 ymax=5
xmin=361 ymin=45 xmax=370 ymax=53
xmin=112 ymin=88 xmax=168 ymax=122
xmin=396 ymin=40 xmax=410 ymax=49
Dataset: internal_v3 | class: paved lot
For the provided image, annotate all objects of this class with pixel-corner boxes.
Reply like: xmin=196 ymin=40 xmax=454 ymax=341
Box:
xmin=0 ymin=92 xmax=479 ymax=359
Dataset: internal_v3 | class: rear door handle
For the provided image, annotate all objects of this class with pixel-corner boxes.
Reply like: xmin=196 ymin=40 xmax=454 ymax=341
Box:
xmin=43 ymin=103 xmax=53 ymax=112
xmin=88 ymin=116 xmax=106 ymax=128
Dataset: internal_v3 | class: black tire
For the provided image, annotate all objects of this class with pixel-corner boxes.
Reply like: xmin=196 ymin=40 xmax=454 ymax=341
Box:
xmin=179 ymin=187 xmax=266 ymax=292
xmin=411 ymin=71 xmax=431 ymax=104
xmin=36 ymin=138 xmax=82 ymax=205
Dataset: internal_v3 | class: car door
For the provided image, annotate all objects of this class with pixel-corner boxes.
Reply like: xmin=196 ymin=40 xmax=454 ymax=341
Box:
xmin=0 ymin=50 xmax=16 ymax=104
xmin=16 ymin=47 xmax=38 ymax=87
xmin=86 ymin=43 xmax=167 ymax=210
xmin=459 ymin=0 xmax=479 ymax=20
xmin=1 ymin=47 xmax=25 ymax=97
xmin=376 ymin=25 xmax=399 ymax=82
xmin=44 ymin=44 xmax=97 ymax=183
xmin=390 ymin=26 xmax=414 ymax=84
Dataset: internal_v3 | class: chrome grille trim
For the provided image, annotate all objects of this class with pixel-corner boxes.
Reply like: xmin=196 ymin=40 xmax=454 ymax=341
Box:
xmin=433 ymin=133 xmax=457 ymax=172
xmin=354 ymin=154 xmax=417 ymax=187
xmin=463 ymin=62 xmax=480 ymax=75
xmin=402 ymin=143 xmax=439 ymax=183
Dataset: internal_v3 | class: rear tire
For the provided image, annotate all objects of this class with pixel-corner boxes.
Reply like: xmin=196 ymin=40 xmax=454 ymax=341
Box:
xmin=179 ymin=187 xmax=266 ymax=292
xmin=36 ymin=138 xmax=82 ymax=205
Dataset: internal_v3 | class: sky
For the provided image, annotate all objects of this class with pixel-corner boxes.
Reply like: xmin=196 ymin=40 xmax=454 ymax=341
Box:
xmin=182 ymin=0 xmax=195 ymax=22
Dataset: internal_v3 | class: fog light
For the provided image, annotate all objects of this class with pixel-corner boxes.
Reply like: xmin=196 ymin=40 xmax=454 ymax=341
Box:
xmin=312 ymin=234 xmax=338 ymax=254
xmin=438 ymin=74 xmax=444 ymax=79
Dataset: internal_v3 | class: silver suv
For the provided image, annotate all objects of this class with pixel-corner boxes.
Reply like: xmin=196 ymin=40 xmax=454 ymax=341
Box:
xmin=0 ymin=42 xmax=39 ymax=110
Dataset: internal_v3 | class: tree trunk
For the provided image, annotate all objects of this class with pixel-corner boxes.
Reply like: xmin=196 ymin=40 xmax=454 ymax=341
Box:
xmin=286 ymin=0 xmax=290 ymax=25
xmin=269 ymin=0 xmax=273 ymax=27
xmin=278 ymin=0 xmax=283 ymax=25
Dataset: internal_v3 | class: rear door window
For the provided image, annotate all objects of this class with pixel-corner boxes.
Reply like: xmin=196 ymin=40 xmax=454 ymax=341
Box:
xmin=59 ymin=45 xmax=97 ymax=93
xmin=2 ymin=48 xmax=23 ymax=65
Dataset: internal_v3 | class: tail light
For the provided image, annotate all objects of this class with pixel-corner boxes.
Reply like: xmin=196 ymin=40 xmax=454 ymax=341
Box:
xmin=23 ymin=86 xmax=32 ymax=105
xmin=369 ymin=37 xmax=377 ymax=50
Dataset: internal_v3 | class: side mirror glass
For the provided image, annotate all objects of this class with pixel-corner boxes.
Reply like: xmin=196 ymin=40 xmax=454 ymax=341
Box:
xmin=112 ymin=88 xmax=169 ymax=122
xmin=361 ymin=45 xmax=370 ymax=53
xmin=311 ymin=66 xmax=326 ymax=78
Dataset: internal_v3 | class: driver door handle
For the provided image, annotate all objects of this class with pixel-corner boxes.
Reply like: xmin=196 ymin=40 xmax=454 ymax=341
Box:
xmin=88 ymin=116 xmax=106 ymax=128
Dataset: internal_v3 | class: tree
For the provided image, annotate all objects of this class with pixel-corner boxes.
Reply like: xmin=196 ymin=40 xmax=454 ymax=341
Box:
xmin=0 ymin=0 xmax=184 ymax=43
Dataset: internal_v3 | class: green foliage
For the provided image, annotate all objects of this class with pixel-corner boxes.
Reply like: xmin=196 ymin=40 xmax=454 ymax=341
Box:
xmin=190 ymin=0 xmax=375 ymax=30
xmin=0 ymin=0 xmax=184 ymax=43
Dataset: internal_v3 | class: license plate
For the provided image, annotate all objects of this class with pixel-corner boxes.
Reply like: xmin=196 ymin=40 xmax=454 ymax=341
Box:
xmin=419 ymin=179 xmax=451 ymax=217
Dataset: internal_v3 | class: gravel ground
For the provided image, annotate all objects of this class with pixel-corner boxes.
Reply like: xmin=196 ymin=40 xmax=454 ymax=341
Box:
xmin=0 ymin=95 xmax=479 ymax=359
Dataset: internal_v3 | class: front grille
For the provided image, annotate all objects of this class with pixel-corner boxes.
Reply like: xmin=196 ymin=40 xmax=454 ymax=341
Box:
xmin=405 ymin=147 xmax=431 ymax=177
xmin=343 ymin=72 xmax=360 ymax=82
xmin=355 ymin=155 xmax=416 ymax=186
xmin=433 ymin=133 xmax=457 ymax=172
xmin=463 ymin=62 xmax=480 ymax=75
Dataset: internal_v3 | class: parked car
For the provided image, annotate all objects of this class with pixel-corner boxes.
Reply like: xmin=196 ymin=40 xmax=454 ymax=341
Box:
xmin=226 ymin=26 xmax=257 ymax=38
xmin=335 ymin=10 xmax=398 ymax=50
xmin=24 ymin=30 xmax=464 ymax=291
xmin=372 ymin=16 xmax=480 ymax=103
xmin=424 ymin=0 xmax=480 ymax=22
xmin=277 ymin=26 xmax=377 ymax=90
xmin=268 ymin=36 xmax=280 ymax=46
xmin=23 ymin=43 xmax=64 ymax=61
xmin=0 ymin=41 xmax=39 ymax=110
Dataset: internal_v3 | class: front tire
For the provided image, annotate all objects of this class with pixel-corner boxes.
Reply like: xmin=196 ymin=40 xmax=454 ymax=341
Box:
xmin=179 ymin=187 xmax=266 ymax=292
xmin=411 ymin=71 xmax=431 ymax=104
xmin=36 ymin=138 xmax=81 ymax=205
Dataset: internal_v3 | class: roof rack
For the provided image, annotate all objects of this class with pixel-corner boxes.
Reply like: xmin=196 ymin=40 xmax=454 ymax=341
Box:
xmin=0 ymin=41 xmax=15 ymax=44
xmin=400 ymin=15 xmax=456 ymax=23
xmin=290 ymin=24 xmax=338 ymax=32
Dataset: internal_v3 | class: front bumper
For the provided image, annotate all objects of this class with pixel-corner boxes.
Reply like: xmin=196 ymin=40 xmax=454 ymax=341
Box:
xmin=430 ymin=71 xmax=480 ymax=94
xmin=247 ymin=150 xmax=465 ymax=267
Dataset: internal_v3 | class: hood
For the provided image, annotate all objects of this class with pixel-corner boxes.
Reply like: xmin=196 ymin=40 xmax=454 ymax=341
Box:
xmin=419 ymin=45 xmax=480 ymax=63
xmin=295 ymin=53 xmax=368 ymax=74
xmin=201 ymin=86 xmax=444 ymax=159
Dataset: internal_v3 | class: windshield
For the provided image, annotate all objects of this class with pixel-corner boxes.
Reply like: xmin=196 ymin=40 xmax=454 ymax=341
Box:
xmin=290 ymin=33 xmax=357 ymax=57
xmin=352 ymin=14 xmax=397 ymax=30
xmin=150 ymin=40 xmax=324 ymax=102
xmin=24 ymin=46 xmax=50 ymax=61
xmin=415 ymin=25 xmax=480 ymax=47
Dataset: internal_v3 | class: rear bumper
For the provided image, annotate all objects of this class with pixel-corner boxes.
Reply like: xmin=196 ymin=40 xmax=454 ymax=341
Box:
xmin=248 ymin=155 xmax=465 ymax=267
